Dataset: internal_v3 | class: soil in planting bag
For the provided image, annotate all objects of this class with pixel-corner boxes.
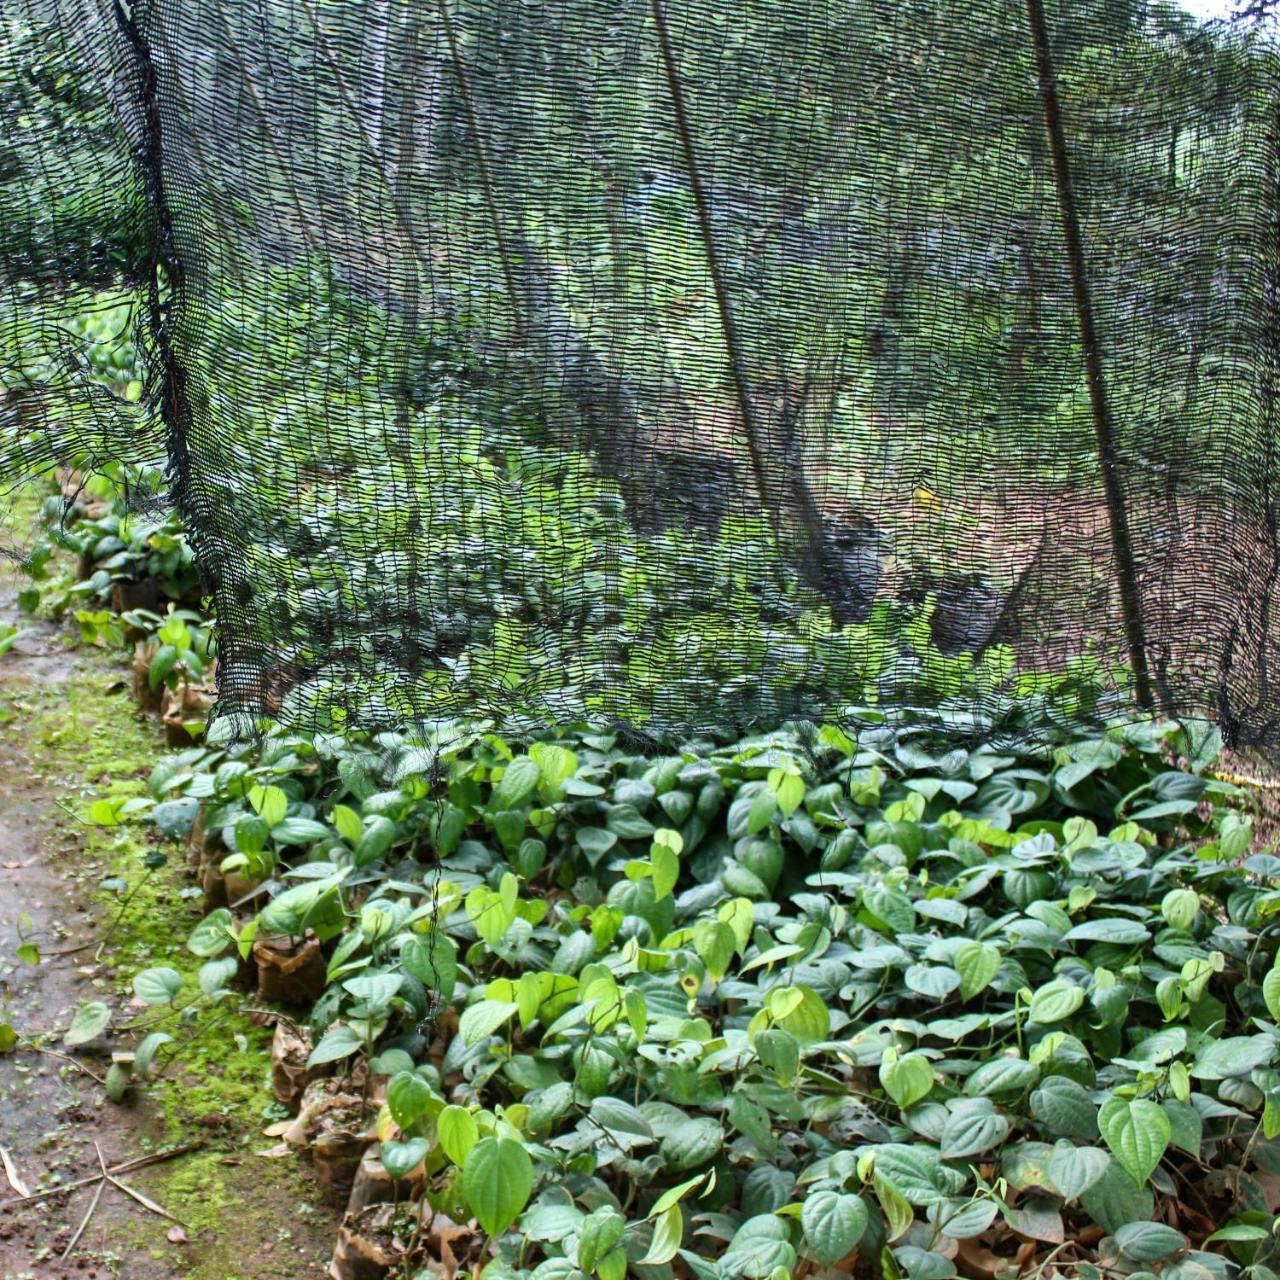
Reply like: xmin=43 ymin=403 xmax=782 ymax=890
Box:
xmin=253 ymin=934 xmax=327 ymax=1006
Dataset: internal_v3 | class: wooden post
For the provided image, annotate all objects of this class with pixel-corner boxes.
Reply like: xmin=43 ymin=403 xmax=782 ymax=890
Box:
xmin=436 ymin=0 xmax=525 ymax=338
xmin=1025 ymin=0 xmax=1155 ymax=710
xmin=648 ymin=0 xmax=778 ymax=529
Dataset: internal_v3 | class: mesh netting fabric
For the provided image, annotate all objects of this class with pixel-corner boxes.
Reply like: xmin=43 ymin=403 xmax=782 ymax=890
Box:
xmin=2 ymin=0 xmax=1279 ymax=744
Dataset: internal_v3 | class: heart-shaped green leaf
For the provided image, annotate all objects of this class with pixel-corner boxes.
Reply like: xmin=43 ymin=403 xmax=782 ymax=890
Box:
xmin=437 ymin=1104 xmax=480 ymax=1166
xmin=1046 ymin=1141 xmax=1110 ymax=1201
xmin=954 ymin=941 xmax=1001 ymax=1000
xmin=381 ymin=1136 xmax=428 ymax=1180
xmin=387 ymin=1070 xmax=433 ymax=1131
xmin=65 ymin=1001 xmax=111 ymax=1046
xmin=462 ymin=1137 xmax=533 ymax=1237
xmin=881 ymin=1050 xmax=935 ymax=1108
xmin=802 ymin=1191 xmax=869 ymax=1265
xmin=1098 ymin=1096 xmax=1170 ymax=1186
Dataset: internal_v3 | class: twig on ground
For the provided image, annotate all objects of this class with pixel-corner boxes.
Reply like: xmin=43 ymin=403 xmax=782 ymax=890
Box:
xmin=40 ymin=865 xmax=157 ymax=958
xmin=0 ymin=1145 xmax=30 ymax=1198
xmin=58 ymin=1146 xmax=107 ymax=1261
xmin=104 ymin=1167 xmax=186 ymax=1227
xmin=0 ymin=1139 xmax=205 ymax=1209
xmin=24 ymin=1041 xmax=108 ymax=1085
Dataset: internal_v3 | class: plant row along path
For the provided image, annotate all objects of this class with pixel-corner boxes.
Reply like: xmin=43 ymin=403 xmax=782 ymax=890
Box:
xmin=0 ymin=488 xmax=337 ymax=1279
xmin=8 ymin=470 xmax=1280 ymax=1280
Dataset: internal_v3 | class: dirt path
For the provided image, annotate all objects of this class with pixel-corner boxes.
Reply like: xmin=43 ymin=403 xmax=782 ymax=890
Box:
xmin=0 ymin=492 xmax=338 ymax=1279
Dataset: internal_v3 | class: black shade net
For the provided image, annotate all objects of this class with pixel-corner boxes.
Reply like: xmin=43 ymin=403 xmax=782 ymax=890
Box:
xmin=2 ymin=0 xmax=1279 ymax=745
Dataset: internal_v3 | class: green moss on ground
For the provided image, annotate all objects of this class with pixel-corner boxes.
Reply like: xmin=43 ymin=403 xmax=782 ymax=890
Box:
xmin=2 ymin=485 xmax=335 ymax=1276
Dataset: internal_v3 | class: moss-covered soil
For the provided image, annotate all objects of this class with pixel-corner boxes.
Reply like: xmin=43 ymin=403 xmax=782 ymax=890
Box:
xmin=0 ymin=488 xmax=337 ymax=1279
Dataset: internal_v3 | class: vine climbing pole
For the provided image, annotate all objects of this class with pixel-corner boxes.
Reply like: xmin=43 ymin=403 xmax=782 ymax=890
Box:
xmin=1024 ymin=0 xmax=1156 ymax=712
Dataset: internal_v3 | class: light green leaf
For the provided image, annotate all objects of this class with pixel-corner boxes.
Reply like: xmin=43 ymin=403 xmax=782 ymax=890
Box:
xmin=769 ymin=984 xmax=829 ymax=1043
xmin=462 ymin=1137 xmax=533 ymax=1237
xmin=342 ymin=972 xmax=402 ymax=1015
xmin=1161 ymin=889 xmax=1199 ymax=932
xmin=651 ymin=1175 xmax=706 ymax=1217
xmin=1191 ymin=1034 xmax=1277 ymax=1080
xmin=65 ymin=1001 xmax=111 ymax=1046
xmin=936 ymin=1197 xmax=999 ymax=1239
xmin=874 ymin=1176 xmax=914 ymax=1242
xmin=105 ymin=1061 xmax=131 ymax=1103
xmin=905 ymin=964 xmax=961 ymax=1001
xmin=459 ymin=1000 xmax=518 ymax=1046
xmin=387 ymin=1071 xmax=433 ymax=1131
xmin=307 ymin=1023 xmax=363 ymax=1066
xmin=940 ymin=1100 xmax=1010 ymax=1158
xmin=771 ymin=770 xmax=806 ymax=818
xmin=132 ymin=966 xmax=183 ymax=1006
xmin=530 ymin=742 xmax=577 ymax=799
xmin=1062 ymin=919 xmax=1149 ymax=946
xmin=1098 ymin=1096 xmax=1170 ymax=1186
xmin=493 ymin=757 xmax=540 ymax=809
xmin=578 ymin=1206 xmax=625 ymax=1272
xmin=589 ymin=1096 xmax=654 ymax=1147
xmin=641 ymin=1204 xmax=685 ymax=1266
xmin=134 ymin=1031 xmax=173 ymax=1074
xmin=332 ymin=803 xmax=363 ymax=845
xmin=248 ymin=784 xmax=288 ymax=828
xmin=596 ymin=1247 xmax=626 ymax=1280
xmin=521 ymin=1198 xmax=585 ymax=1243
xmin=438 ymin=1105 xmax=480 ymax=1165
xmin=880 ymin=1050 xmax=935 ymax=1108
xmin=661 ymin=1117 xmax=723 ymax=1171
xmin=696 ymin=921 xmax=738 ymax=983
xmin=864 ymin=886 xmax=915 ymax=935
xmin=1204 ymin=1222 xmax=1273 ymax=1246
xmin=721 ymin=1214 xmax=796 ymax=1278
xmin=1027 ymin=978 xmax=1084 ymax=1025
xmin=1263 ymin=967 xmax=1280 ymax=1024
xmin=187 ymin=907 xmax=233 ymax=957
xmin=954 ymin=941 xmax=1001 ymax=1000
xmin=652 ymin=843 xmax=679 ymax=902
xmin=965 ymin=1056 xmax=1038 ymax=1097
xmin=1029 ymin=1076 xmax=1098 ymax=1140
xmin=866 ymin=1144 xmax=966 ymax=1205
xmin=746 ymin=788 xmax=778 ymax=837
xmin=198 ymin=956 xmax=238 ymax=996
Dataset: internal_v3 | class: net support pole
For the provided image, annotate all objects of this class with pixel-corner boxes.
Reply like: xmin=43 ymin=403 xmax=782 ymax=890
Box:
xmin=648 ymin=0 xmax=778 ymax=529
xmin=436 ymin=0 xmax=525 ymax=339
xmin=1025 ymin=0 xmax=1155 ymax=711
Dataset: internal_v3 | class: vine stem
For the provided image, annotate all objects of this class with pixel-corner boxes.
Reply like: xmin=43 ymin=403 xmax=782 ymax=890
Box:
xmin=35 ymin=865 xmax=156 ymax=960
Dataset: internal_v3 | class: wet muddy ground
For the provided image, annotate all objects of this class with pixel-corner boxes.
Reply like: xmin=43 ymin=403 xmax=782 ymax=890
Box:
xmin=0 ymin=498 xmax=337 ymax=1279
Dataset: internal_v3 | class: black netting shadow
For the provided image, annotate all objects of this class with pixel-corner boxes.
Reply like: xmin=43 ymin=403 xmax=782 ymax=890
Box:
xmin=2 ymin=0 xmax=1279 ymax=747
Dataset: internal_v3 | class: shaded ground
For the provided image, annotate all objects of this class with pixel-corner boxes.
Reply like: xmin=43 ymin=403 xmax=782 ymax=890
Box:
xmin=0 ymin=491 xmax=337 ymax=1279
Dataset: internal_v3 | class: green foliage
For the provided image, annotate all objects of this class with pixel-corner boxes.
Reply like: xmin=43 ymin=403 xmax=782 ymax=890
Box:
xmin=36 ymin=482 xmax=201 ymax=617
xmin=116 ymin=709 xmax=1280 ymax=1276
xmin=0 ymin=16 xmax=146 ymax=289
xmin=14 ymin=11 xmax=1280 ymax=1270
